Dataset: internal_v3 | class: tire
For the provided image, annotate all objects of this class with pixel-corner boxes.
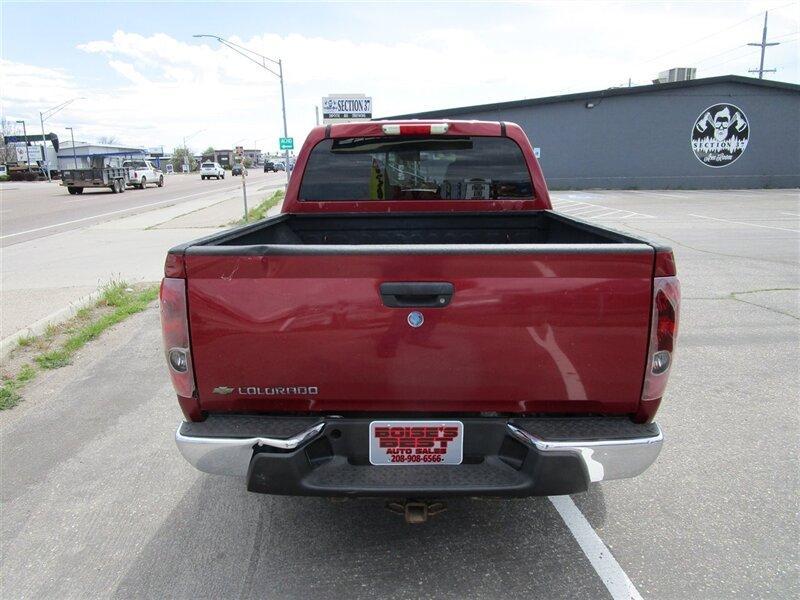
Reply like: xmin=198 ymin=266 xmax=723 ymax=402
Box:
xmin=157 ymin=176 xmax=164 ymax=187
xmin=74 ymin=187 xmax=83 ymax=195
xmin=118 ymin=179 xmax=125 ymax=193
xmin=110 ymin=182 xmax=118 ymax=194
xmin=139 ymin=177 xmax=147 ymax=189
xmin=67 ymin=186 xmax=77 ymax=195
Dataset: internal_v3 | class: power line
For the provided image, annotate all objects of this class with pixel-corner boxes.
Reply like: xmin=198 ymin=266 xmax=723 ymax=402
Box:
xmin=639 ymin=12 xmax=763 ymax=65
xmin=636 ymin=1 xmax=797 ymax=68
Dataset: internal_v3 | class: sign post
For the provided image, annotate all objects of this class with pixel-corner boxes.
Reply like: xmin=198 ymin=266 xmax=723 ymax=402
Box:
xmin=236 ymin=146 xmax=249 ymax=221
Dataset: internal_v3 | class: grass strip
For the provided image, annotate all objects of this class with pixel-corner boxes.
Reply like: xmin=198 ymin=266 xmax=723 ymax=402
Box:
xmin=1 ymin=282 xmax=159 ymax=410
xmin=234 ymin=189 xmax=284 ymax=225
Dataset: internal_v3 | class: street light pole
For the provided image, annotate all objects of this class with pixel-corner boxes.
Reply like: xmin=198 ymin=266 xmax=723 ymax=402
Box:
xmin=65 ymin=127 xmax=78 ymax=169
xmin=278 ymin=59 xmax=290 ymax=184
xmin=39 ymin=97 xmax=85 ymax=182
xmin=193 ymin=34 xmax=291 ymax=187
xmin=39 ymin=113 xmax=50 ymax=181
xmin=16 ymin=120 xmax=31 ymax=173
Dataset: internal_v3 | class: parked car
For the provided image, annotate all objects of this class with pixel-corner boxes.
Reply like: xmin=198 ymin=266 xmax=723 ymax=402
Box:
xmin=123 ymin=160 xmax=163 ymax=189
xmin=274 ymin=161 xmax=286 ymax=171
xmin=200 ymin=162 xmax=225 ymax=180
xmin=263 ymin=161 xmax=278 ymax=173
xmin=231 ymin=163 xmax=246 ymax=176
xmin=163 ymin=120 xmax=679 ymax=523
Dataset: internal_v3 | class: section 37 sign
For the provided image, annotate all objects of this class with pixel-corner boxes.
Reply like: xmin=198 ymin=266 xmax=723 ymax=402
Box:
xmin=691 ymin=103 xmax=749 ymax=168
xmin=322 ymin=94 xmax=372 ymax=124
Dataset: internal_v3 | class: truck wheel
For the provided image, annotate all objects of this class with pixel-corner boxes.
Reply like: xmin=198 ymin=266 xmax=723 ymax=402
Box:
xmin=67 ymin=186 xmax=77 ymax=195
xmin=118 ymin=179 xmax=125 ymax=193
xmin=139 ymin=177 xmax=147 ymax=189
xmin=111 ymin=180 xmax=119 ymax=193
xmin=74 ymin=187 xmax=83 ymax=195
xmin=157 ymin=175 xmax=164 ymax=187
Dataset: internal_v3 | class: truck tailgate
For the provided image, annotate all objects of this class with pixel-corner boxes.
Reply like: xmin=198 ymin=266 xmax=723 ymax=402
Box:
xmin=185 ymin=249 xmax=653 ymax=415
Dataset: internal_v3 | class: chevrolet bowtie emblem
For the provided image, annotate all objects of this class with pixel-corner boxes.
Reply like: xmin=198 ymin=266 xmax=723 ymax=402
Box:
xmin=212 ymin=386 xmax=235 ymax=395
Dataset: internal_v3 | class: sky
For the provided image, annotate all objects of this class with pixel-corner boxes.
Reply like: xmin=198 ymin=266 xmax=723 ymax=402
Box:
xmin=1 ymin=0 xmax=798 ymax=155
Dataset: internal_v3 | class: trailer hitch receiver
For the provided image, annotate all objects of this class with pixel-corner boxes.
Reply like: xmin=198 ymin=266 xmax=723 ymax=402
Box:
xmin=386 ymin=499 xmax=447 ymax=524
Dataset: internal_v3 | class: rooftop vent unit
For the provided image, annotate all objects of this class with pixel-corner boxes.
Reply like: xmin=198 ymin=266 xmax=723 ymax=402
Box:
xmin=653 ymin=67 xmax=697 ymax=84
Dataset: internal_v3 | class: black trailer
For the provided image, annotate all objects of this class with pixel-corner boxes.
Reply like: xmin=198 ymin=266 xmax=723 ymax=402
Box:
xmin=60 ymin=155 xmax=130 ymax=194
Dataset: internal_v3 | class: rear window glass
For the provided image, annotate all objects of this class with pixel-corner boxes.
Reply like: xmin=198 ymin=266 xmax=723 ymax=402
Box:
xmin=201 ymin=163 xmax=215 ymax=168
xmin=299 ymin=136 xmax=533 ymax=201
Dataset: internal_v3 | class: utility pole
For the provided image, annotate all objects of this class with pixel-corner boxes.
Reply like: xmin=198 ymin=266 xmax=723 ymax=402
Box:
xmin=65 ymin=127 xmax=78 ymax=169
xmin=748 ymin=11 xmax=780 ymax=79
xmin=15 ymin=120 xmax=31 ymax=173
xmin=315 ymin=105 xmax=320 ymax=126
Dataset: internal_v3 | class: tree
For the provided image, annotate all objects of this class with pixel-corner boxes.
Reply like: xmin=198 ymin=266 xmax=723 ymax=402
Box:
xmin=243 ymin=157 xmax=253 ymax=168
xmin=171 ymin=147 xmax=197 ymax=172
xmin=203 ymin=146 xmax=215 ymax=157
xmin=97 ymin=135 xmax=119 ymax=145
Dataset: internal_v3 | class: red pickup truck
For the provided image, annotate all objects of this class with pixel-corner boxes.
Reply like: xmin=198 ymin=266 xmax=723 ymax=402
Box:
xmin=161 ymin=120 xmax=679 ymax=520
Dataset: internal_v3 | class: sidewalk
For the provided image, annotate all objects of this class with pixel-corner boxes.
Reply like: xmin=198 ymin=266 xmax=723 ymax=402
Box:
xmin=1 ymin=184 xmax=283 ymax=350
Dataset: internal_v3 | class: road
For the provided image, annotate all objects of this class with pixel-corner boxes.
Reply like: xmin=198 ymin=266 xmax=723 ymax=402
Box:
xmin=0 ymin=169 xmax=284 ymax=246
xmin=1 ymin=190 xmax=799 ymax=599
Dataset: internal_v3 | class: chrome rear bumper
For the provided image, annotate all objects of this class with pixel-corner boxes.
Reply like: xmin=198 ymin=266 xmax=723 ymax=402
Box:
xmin=175 ymin=422 xmax=324 ymax=477
xmin=174 ymin=417 xmax=663 ymax=493
xmin=506 ymin=422 xmax=663 ymax=482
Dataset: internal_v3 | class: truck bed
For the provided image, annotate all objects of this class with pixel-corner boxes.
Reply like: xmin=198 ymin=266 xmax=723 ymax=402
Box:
xmin=184 ymin=211 xmax=644 ymax=250
xmin=174 ymin=211 xmax=658 ymax=417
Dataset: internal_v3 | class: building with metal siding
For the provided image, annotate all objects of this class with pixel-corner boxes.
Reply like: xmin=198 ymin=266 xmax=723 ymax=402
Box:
xmin=384 ymin=75 xmax=800 ymax=190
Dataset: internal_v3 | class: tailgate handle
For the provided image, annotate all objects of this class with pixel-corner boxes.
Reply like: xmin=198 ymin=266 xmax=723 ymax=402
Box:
xmin=380 ymin=282 xmax=454 ymax=308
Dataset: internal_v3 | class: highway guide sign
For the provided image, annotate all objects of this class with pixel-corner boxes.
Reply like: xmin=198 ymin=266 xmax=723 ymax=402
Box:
xmin=279 ymin=137 xmax=294 ymax=150
xmin=322 ymin=94 xmax=372 ymax=124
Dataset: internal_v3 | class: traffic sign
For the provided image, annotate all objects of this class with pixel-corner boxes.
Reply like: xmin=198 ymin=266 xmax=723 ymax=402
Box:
xmin=279 ymin=137 xmax=294 ymax=150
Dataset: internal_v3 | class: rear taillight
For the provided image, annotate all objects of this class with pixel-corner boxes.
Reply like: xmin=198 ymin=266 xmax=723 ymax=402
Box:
xmin=642 ymin=276 xmax=680 ymax=403
xmin=160 ymin=278 xmax=195 ymax=398
xmin=382 ymin=123 xmax=449 ymax=135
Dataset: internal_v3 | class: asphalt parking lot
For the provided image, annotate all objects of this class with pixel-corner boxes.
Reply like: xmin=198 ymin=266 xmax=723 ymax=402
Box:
xmin=1 ymin=189 xmax=798 ymax=599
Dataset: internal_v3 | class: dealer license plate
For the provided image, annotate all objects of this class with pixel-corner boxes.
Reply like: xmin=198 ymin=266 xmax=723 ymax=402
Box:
xmin=369 ymin=421 xmax=463 ymax=465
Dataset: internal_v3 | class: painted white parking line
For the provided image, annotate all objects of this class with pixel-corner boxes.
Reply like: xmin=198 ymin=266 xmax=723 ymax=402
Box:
xmin=559 ymin=206 xmax=611 ymax=216
xmin=589 ymin=210 xmax=628 ymax=219
xmin=779 ymin=212 xmax=799 ymax=217
xmin=689 ymin=213 xmax=799 ymax=233
xmin=549 ymin=495 xmax=643 ymax=600
xmin=0 ymin=185 xmax=244 ymax=239
xmin=553 ymin=204 xmax=652 ymax=220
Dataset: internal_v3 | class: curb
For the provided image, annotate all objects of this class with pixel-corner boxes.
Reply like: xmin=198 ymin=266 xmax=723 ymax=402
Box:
xmin=0 ymin=290 xmax=103 ymax=362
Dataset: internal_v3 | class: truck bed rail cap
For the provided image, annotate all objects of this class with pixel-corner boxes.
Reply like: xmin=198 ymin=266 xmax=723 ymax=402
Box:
xmin=184 ymin=243 xmax=654 ymax=256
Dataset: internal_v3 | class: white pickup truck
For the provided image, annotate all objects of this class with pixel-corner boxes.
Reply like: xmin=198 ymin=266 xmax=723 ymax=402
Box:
xmin=123 ymin=160 xmax=164 ymax=189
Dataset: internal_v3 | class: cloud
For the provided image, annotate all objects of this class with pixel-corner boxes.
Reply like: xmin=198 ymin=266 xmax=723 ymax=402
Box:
xmin=107 ymin=61 xmax=150 ymax=85
xmin=3 ymin=2 xmax=798 ymax=152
